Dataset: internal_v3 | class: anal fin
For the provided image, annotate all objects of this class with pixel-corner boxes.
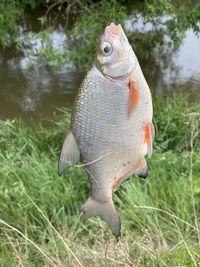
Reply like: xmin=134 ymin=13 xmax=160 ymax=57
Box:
xmin=112 ymin=158 xmax=148 ymax=191
xmin=58 ymin=130 xmax=80 ymax=175
xmin=134 ymin=158 xmax=148 ymax=179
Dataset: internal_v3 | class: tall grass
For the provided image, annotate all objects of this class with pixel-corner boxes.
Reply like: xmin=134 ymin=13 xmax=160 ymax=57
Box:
xmin=0 ymin=95 xmax=200 ymax=266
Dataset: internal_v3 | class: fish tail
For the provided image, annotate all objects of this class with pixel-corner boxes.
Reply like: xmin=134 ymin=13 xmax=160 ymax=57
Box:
xmin=80 ymin=197 xmax=121 ymax=238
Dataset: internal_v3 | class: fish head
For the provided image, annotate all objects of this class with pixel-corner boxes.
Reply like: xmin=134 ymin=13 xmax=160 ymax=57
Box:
xmin=96 ymin=23 xmax=136 ymax=79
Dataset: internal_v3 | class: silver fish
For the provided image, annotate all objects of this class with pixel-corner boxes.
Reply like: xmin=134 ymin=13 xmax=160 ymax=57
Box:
xmin=58 ymin=23 xmax=154 ymax=237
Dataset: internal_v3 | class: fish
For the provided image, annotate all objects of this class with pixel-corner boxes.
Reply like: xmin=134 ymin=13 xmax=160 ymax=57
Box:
xmin=58 ymin=22 xmax=154 ymax=238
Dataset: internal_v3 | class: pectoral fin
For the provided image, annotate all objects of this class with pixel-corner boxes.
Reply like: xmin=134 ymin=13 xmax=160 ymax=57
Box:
xmin=58 ymin=130 xmax=80 ymax=175
xmin=80 ymin=197 xmax=121 ymax=238
xmin=144 ymin=122 xmax=155 ymax=158
xmin=128 ymin=78 xmax=140 ymax=116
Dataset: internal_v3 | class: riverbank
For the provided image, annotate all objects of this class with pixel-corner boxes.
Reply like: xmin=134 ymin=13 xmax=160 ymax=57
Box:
xmin=0 ymin=95 xmax=200 ymax=266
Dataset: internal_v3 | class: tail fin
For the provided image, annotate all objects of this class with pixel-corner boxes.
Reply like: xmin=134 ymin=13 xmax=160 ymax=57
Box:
xmin=80 ymin=197 xmax=121 ymax=238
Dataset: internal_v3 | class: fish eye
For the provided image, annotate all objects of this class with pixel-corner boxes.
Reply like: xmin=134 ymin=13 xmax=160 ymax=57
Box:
xmin=102 ymin=42 xmax=113 ymax=56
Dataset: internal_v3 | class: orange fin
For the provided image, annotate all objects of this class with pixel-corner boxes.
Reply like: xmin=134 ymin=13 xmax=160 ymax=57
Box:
xmin=144 ymin=122 xmax=155 ymax=158
xmin=128 ymin=78 xmax=139 ymax=116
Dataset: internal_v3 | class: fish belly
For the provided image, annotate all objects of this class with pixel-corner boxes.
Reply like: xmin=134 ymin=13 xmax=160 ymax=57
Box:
xmin=72 ymin=66 xmax=152 ymax=202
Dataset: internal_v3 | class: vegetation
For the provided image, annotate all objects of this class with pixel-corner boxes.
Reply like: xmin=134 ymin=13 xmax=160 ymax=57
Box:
xmin=0 ymin=0 xmax=39 ymax=46
xmin=0 ymin=95 xmax=200 ymax=266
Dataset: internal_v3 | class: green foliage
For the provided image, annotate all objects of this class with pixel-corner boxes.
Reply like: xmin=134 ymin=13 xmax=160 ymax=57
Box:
xmin=16 ymin=28 xmax=70 ymax=69
xmin=0 ymin=0 xmax=39 ymax=46
xmin=144 ymin=0 xmax=200 ymax=46
xmin=0 ymin=95 xmax=200 ymax=266
xmin=193 ymin=176 xmax=200 ymax=204
xmin=153 ymin=95 xmax=200 ymax=152
xmin=0 ymin=1 xmax=23 ymax=46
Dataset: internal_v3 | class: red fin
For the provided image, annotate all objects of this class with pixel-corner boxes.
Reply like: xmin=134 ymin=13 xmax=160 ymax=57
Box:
xmin=128 ymin=78 xmax=139 ymax=116
xmin=144 ymin=122 xmax=155 ymax=158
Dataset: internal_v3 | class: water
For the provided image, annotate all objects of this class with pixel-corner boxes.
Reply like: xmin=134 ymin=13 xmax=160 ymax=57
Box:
xmin=0 ymin=10 xmax=199 ymax=121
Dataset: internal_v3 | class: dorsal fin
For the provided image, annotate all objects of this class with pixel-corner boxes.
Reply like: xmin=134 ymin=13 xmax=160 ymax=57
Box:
xmin=58 ymin=130 xmax=80 ymax=175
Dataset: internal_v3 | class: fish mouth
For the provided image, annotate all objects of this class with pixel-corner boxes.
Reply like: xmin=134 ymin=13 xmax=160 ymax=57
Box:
xmin=103 ymin=22 xmax=123 ymax=40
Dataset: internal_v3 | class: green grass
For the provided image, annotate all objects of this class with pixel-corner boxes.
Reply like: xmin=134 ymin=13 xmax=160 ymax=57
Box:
xmin=0 ymin=95 xmax=200 ymax=266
